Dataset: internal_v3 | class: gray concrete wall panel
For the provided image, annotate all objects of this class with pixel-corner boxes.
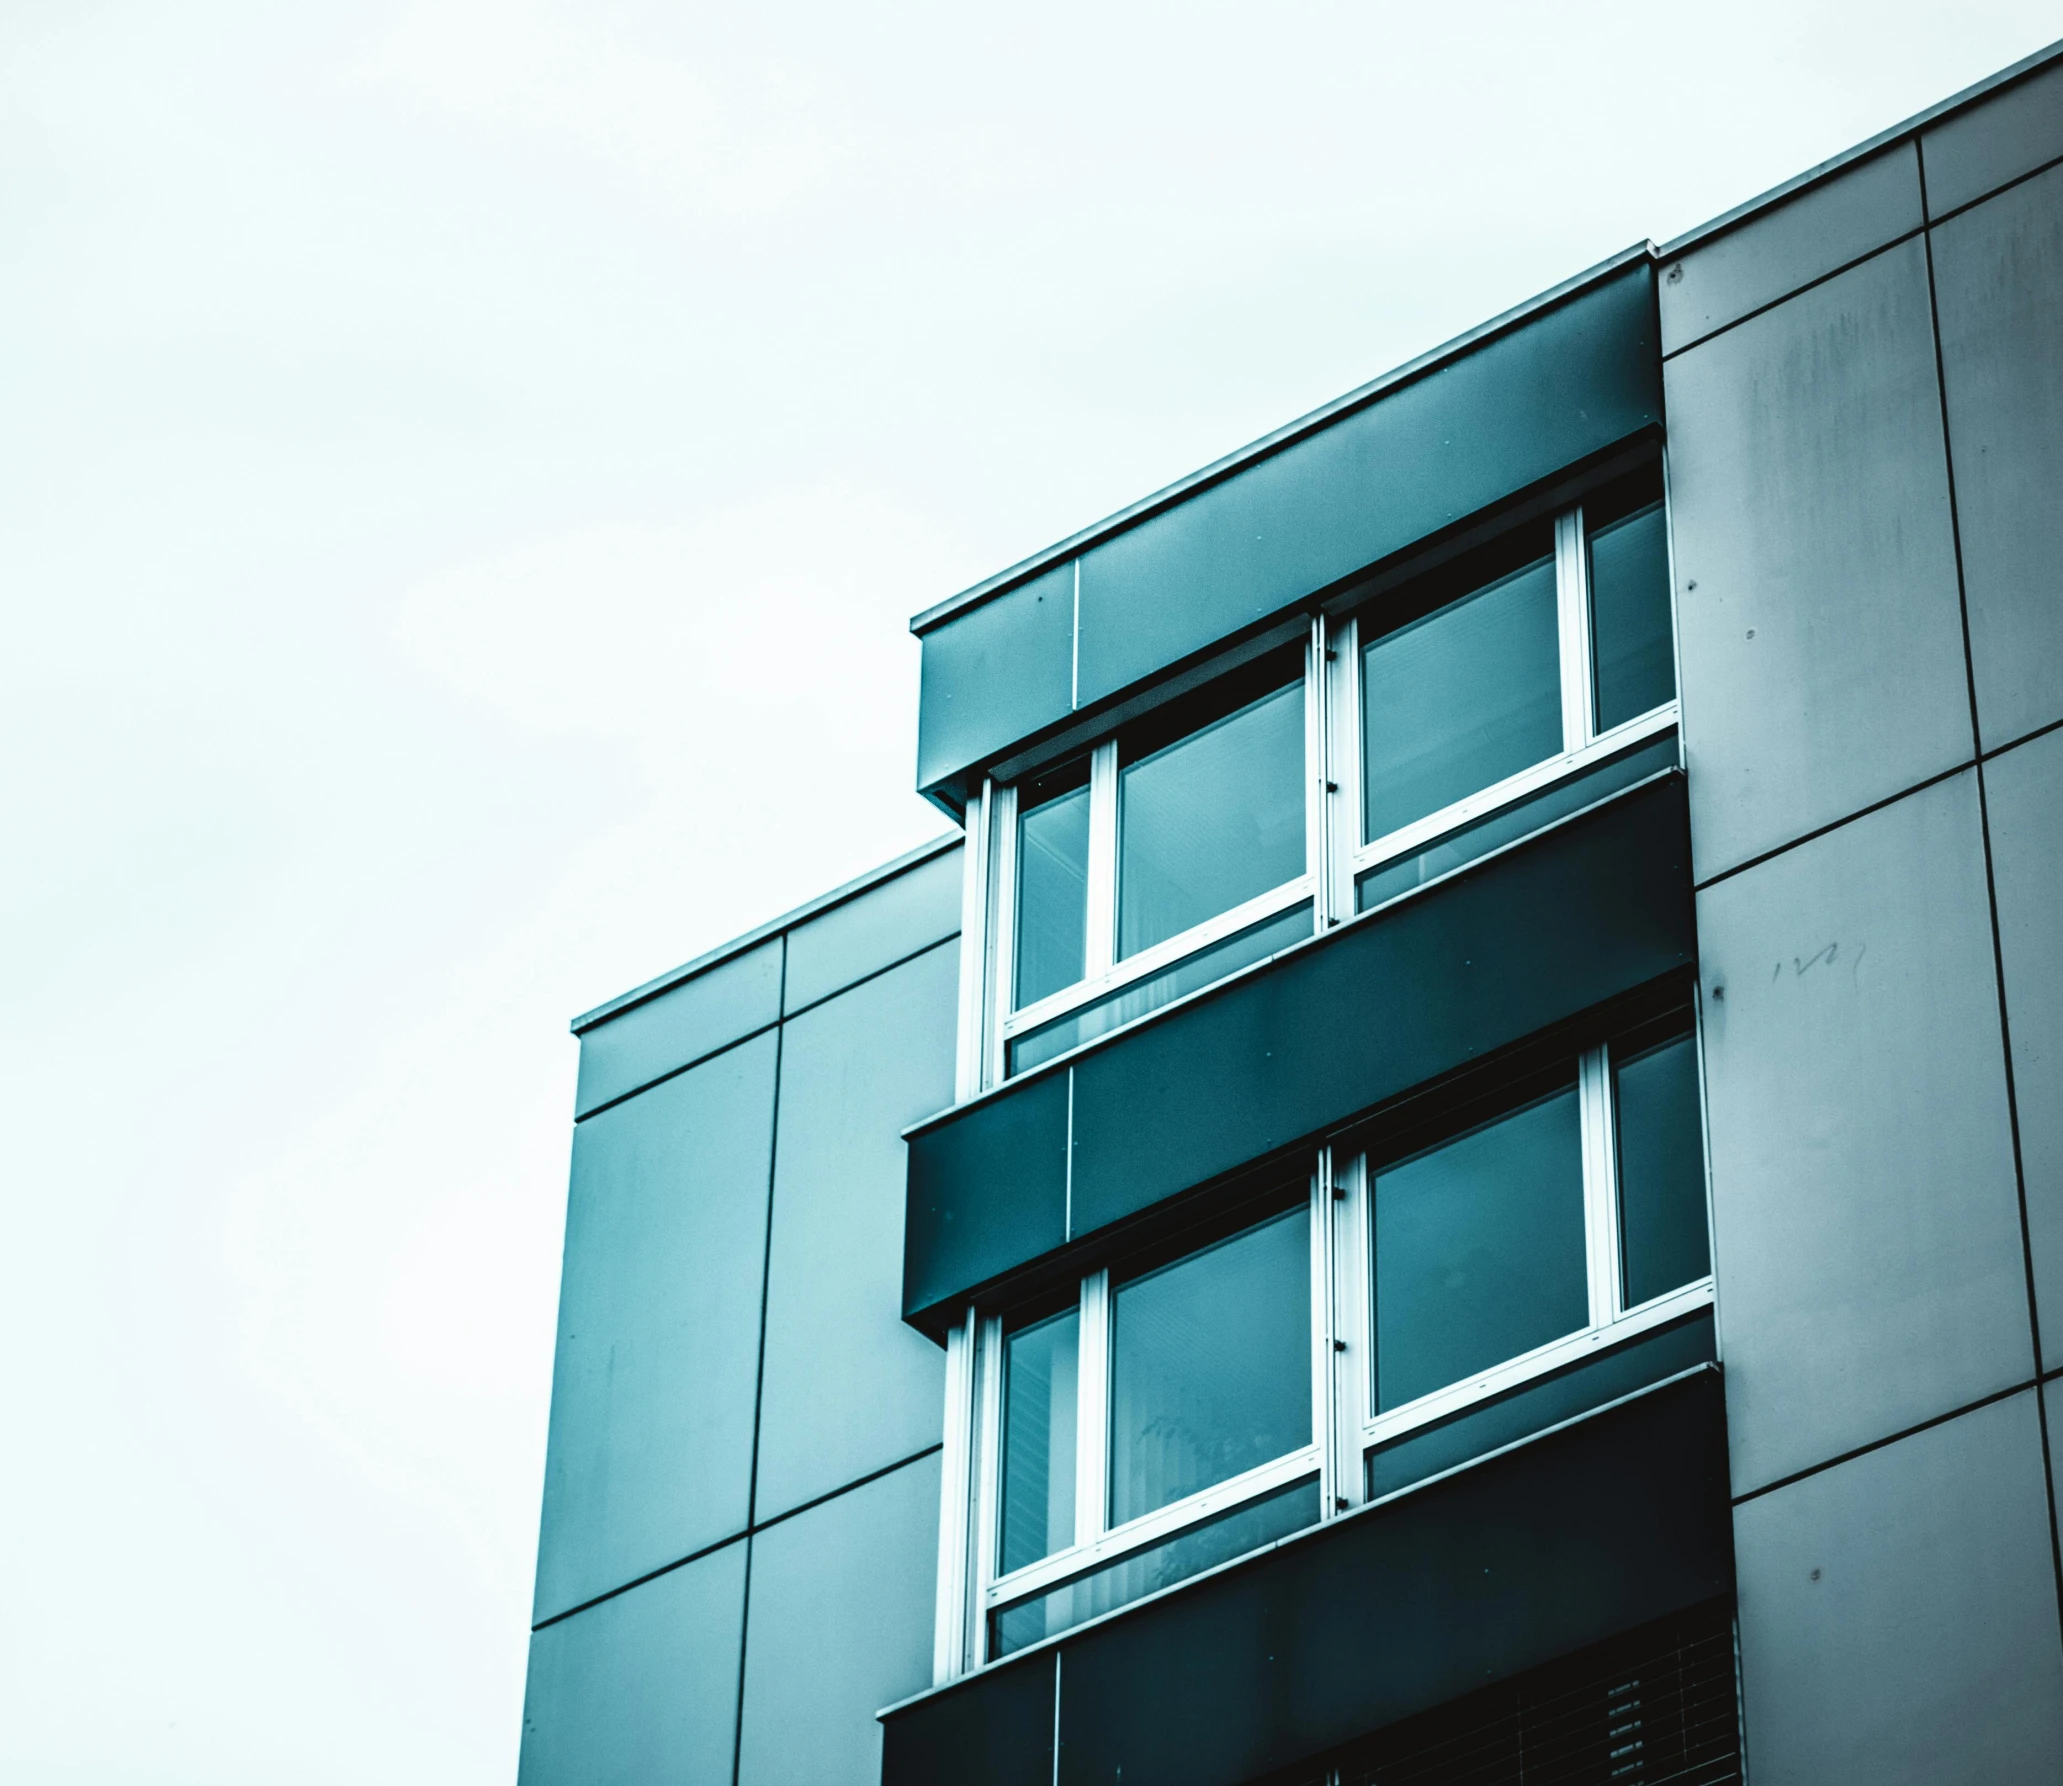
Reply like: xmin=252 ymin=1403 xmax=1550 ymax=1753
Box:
xmin=737 ymin=1452 xmax=941 ymax=1786
xmin=1666 ymin=238 xmax=1969 ymax=881
xmin=517 ymin=1539 xmax=747 ymax=1786
xmin=915 ymin=561 xmax=1075 ymax=794
xmin=1921 ymin=56 xmax=2063 ymax=219
xmin=534 ymin=1037 xmax=777 ymax=1622
xmin=1733 ymin=1392 xmax=2063 ymax=1785
xmin=1696 ymin=773 xmax=2028 ymax=1492
xmin=1932 ymin=161 xmax=2063 ymax=748
xmin=1658 ymin=145 xmax=1922 ymax=356
xmin=573 ymin=939 xmax=781 ymax=1118
xmin=785 ymin=847 xmax=961 ymax=1015
xmin=756 ymin=944 xmax=955 ymax=1520
xmin=1984 ymin=725 xmax=2063 ymax=1370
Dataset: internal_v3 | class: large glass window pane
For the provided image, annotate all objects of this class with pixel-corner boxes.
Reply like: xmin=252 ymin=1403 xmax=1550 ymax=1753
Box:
xmin=1118 ymin=680 xmax=1304 ymax=959
xmin=1007 ymin=902 xmax=1313 ymax=1076
xmin=1363 ymin=551 xmax=1561 ymax=842
xmin=1015 ymin=764 xmax=1091 ymax=1009
xmin=1109 ymin=1209 xmax=1311 ymax=1527
xmin=989 ymin=1474 xmax=1318 ymax=1655
xmin=1590 ymin=500 xmax=1676 ymax=730
xmin=1371 ymin=1087 xmax=1588 ymax=1413
xmin=999 ymin=1309 xmax=1079 ymax=1575
xmin=1615 ymin=1032 xmax=1711 ymax=1307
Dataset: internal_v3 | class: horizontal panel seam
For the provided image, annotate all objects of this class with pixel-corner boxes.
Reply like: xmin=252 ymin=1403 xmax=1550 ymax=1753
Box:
xmin=1660 ymin=226 xmax=1925 ymax=362
xmin=1923 ymin=143 xmax=2063 ymax=230
xmin=574 ymin=933 xmax=959 ymax=1123
xmin=1692 ymin=720 xmax=2063 ymax=905
xmin=1692 ymin=759 xmax=1973 ymax=893
xmin=1729 ymin=1375 xmax=2052 ymax=1506
xmin=531 ymin=1442 xmax=945 ymax=1632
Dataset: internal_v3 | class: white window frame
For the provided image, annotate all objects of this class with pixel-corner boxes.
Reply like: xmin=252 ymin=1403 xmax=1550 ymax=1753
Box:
xmin=931 ymin=1032 xmax=1715 ymax=1684
xmin=957 ymin=496 xmax=1681 ymax=1096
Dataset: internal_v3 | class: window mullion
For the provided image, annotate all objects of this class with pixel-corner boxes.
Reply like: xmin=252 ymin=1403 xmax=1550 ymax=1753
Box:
xmin=1326 ymin=613 xmax=1362 ymax=922
xmin=1555 ymin=505 xmax=1595 ymax=751
xmin=1309 ymin=1156 xmax=1335 ymax=1517
xmin=932 ymin=1308 xmax=979 ymax=1683
xmin=1084 ymin=742 xmax=1120 ymax=974
xmin=1304 ymin=617 xmax=1333 ymax=932
xmin=970 ymin=1314 xmax=1005 ymax=1667
xmin=985 ymin=783 xmax=1018 ymax=1094
xmin=1333 ymin=1150 xmax=1371 ymax=1503
xmin=956 ymin=783 xmax=993 ymax=1104
xmin=1578 ymin=1044 xmax=1621 ymax=1328
xmin=1075 ymin=1271 xmax=1111 ymax=1546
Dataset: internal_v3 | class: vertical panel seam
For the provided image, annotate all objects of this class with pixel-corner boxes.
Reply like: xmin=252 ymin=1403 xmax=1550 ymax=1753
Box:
xmin=1917 ymin=138 xmax=2063 ymax=1634
xmin=734 ymin=933 xmax=788 ymax=1786
xmin=1071 ymin=559 xmax=1081 ymax=712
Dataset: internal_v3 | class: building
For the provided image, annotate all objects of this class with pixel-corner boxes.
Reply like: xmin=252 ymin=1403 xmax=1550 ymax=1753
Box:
xmin=517 ymin=42 xmax=2063 ymax=1786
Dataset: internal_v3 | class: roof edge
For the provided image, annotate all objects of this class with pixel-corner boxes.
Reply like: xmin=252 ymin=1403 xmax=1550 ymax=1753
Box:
xmin=569 ymin=830 xmax=962 ymax=1035
xmin=1657 ymin=34 xmax=2063 ymax=258
xmin=908 ymin=242 xmax=1655 ymax=637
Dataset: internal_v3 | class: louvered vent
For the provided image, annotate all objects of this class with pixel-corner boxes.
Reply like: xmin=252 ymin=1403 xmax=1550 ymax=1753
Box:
xmin=1265 ymin=1602 xmax=1741 ymax=1786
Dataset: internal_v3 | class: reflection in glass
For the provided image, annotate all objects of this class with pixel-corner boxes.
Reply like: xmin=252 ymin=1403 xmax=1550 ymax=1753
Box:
xmin=1000 ymin=1309 xmax=1079 ymax=1575
xmin=1015 ymin=767 xmax=1091 ymax=1009
xmin=1371 ymin=1088 xmax=1587 ymax=1412
xmin=1007 ymin=903 xmax=1313 ymax=1076
xmin=1616 ymin=1032 xmax=1711 ymax=1307
xmin=1363 ymin=554 xmax=1561 ymax=842
xmin=989 ymin=1475 xmax=1318 ymax=1655
xmin=1118 ymin=681 xmax=1304 ymax=959
xmin=1355 ymin=735 xmax=1676 ymax=914
xmin=1110 ymin=1210 xmax=1311 ymax=1527
xmin=1590 ymin=501 xmax=1676 ymax=731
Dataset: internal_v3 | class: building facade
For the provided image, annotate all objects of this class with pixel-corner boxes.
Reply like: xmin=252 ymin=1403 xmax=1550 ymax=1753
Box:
xmin=519 ymin=43 xmax=2063 ymax=1786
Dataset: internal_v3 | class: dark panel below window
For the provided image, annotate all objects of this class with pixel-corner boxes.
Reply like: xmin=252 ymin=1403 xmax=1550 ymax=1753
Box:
xmin=903 ymin=1068 xmax=1069 ymax=1320
xmin=1249 ymin=1600 xmax=1741 ymax=1786
xmin=881 ymin=1370 xmax=1732 ymax=1786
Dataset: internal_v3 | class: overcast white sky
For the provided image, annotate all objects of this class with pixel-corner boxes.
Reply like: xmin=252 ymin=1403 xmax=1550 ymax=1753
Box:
xmin=2 ymin=5 xmax=2055 ymax=1780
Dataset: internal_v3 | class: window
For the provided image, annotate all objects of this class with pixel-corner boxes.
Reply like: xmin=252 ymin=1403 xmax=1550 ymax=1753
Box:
xmin=935 ymin=1005 xmax=1714 ymax=1675
xmin=994 ymin=647 xmax=1317 ymax=1079
xmin=962 ymin=465 xmax=1678 ymax=1091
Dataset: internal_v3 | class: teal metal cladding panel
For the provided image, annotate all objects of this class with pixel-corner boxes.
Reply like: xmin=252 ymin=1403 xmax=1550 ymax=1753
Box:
xmin=902 ymin=775 xmax=1693 ymax=1330
xmin=535 ymin=1036 xmax=777 ymax=1622
xmin=912 ymin=264 xmax=1661 ymax=801
xmin=1074 ymin=264 xmax=1661 ymax=707
xmin=784 ymin=845 xmax=962 ymax=1014
xmin=904 ymin=1066 xmax=1070 ymax=1321
xmin=756 ymin=942 xmax=956 ymax=1521
xmin=573 ymin=938 xmax=782 ymax=1117
xmin=517 ymin=1539 xmax=746 ymax=1786
xmin=880 ymin=1370 xmax=1731 ymax=1786
xmin=916 ymin=560 xmax=1074 ymax=794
